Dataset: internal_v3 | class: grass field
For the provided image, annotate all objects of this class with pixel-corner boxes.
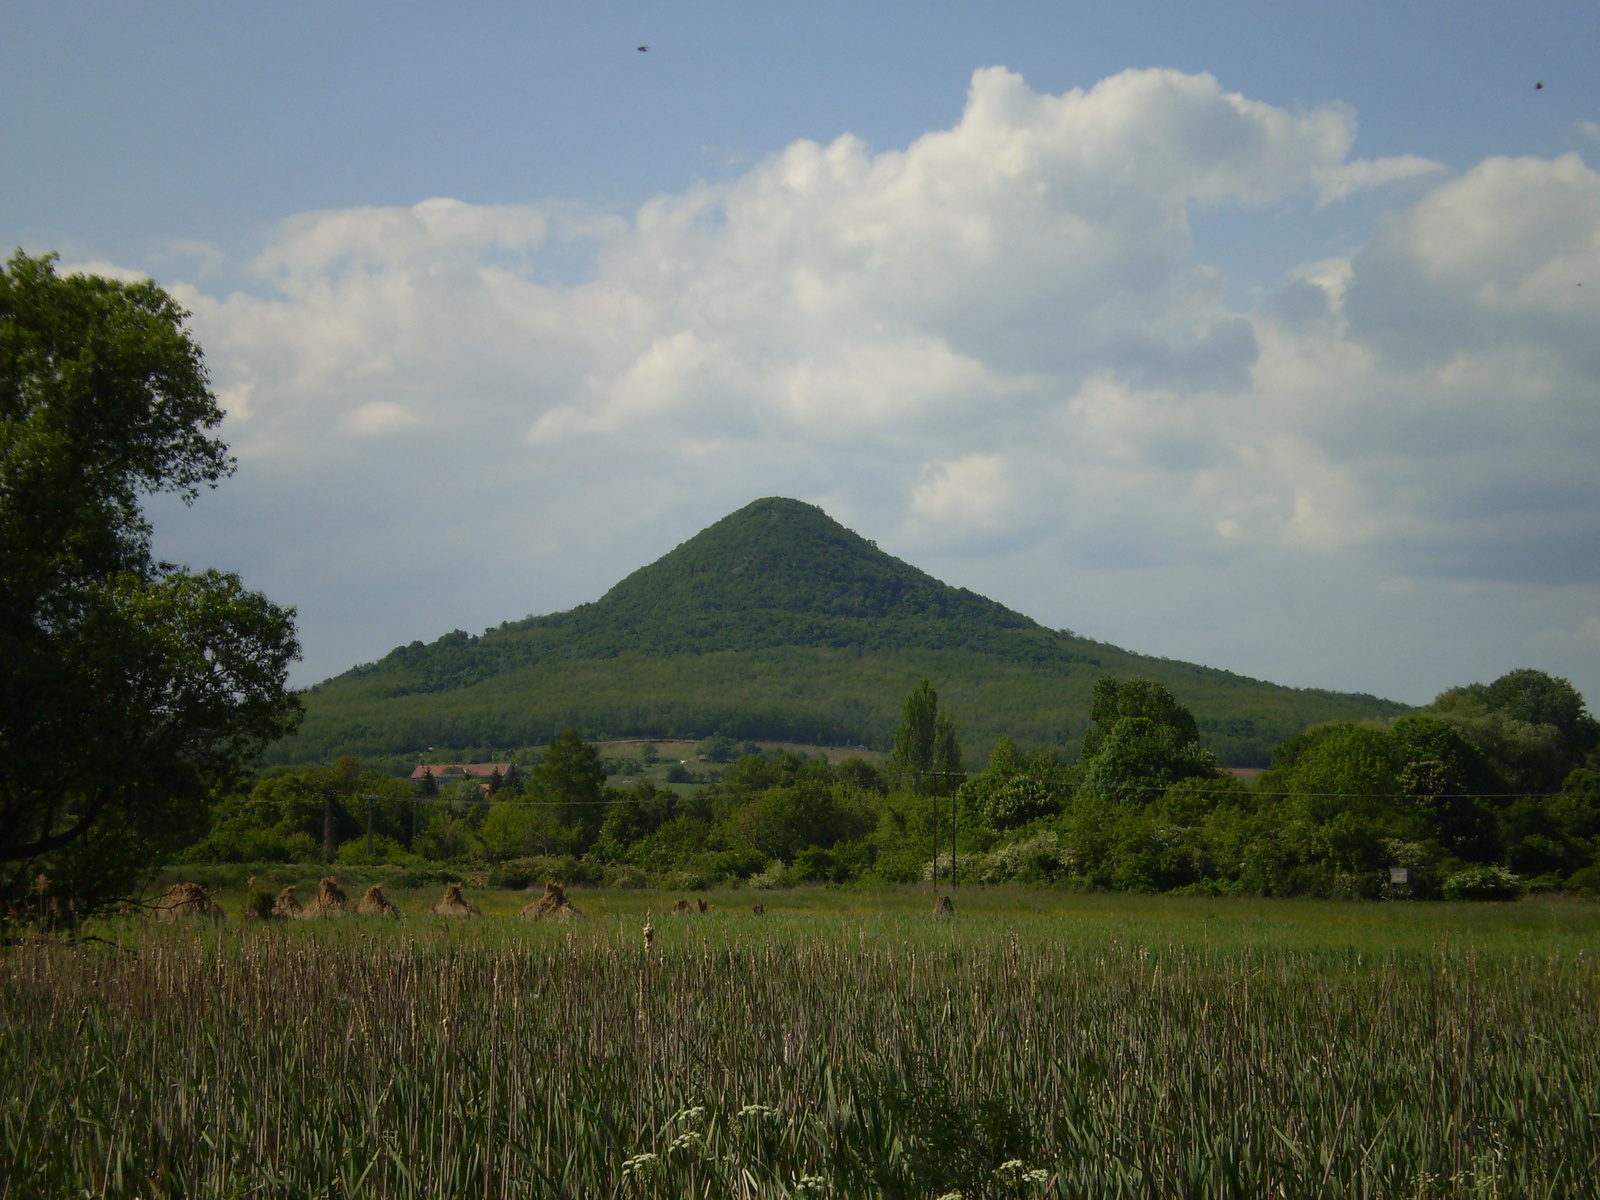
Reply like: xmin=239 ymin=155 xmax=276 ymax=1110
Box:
xmin=3 ymin=891 xmax=1598 ymax=1198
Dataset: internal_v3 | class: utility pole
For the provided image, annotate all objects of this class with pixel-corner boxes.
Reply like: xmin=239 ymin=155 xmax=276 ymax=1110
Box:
xmin=929 ymin=771 xmax=938 ymax=890
xmin=321 ymin=790 xmax=336 ymax=864
xmin=365 ymin=794 xmax=374 ymax=858
xmin=951 ymin=788 xmax=958 ymax=887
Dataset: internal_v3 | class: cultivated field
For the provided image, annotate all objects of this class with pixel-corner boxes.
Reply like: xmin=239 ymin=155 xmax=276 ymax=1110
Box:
xmin=2 ymin=893 xmax=1597 ymax=1198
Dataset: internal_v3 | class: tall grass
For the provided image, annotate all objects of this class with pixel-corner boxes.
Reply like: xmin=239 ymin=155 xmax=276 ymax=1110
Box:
xmin=1 ymin=911 xmax=1596 ymax=1198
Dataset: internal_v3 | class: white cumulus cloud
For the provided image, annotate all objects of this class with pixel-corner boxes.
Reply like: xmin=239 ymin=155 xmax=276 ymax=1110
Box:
xmin=134 ymin=67 xmax=1600 ymax=704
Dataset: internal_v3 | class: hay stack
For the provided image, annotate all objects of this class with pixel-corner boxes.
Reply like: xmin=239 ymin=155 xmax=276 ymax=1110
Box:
xmin=300 ymin=876 xmax=353 ymax=918
xmin=154 ymin=882 xmax=224 ymax=920
xmin=670 ymin=898 xmax=694 ymax=914
xmin=751 ymin=902 xmax=765 ymax=915
xmin=519 ymin=880 xmax=584 ymax=921
xmin=358 ymin=884 xmax=401 ymax=917
xmin=433 ymin=881 xmax=479 ymax=917
xmin=933 ymin=895 xmax=955 ymax=919
xmin=271 ymin=886 xmax=302 ymax=918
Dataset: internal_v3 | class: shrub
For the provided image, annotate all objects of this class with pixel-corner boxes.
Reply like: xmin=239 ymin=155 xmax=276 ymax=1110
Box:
xmin=334 ymin=834 xmax=412 ymax=865
xmin=1563 ymin=863 xmax=1600 ymax=895
xmin=602 ymin=864 xmax=649 ymax=889
xmin=487 ymin=856 xmax=581 ymax=890
xmin=1442 ymin=865 xmax=1525 ymax=902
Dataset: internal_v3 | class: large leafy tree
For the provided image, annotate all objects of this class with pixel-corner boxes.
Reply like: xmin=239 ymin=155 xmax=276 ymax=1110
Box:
xmin=889 ymin=679 xmax=963 ymax=795
xmin=1077 ymin=677 xmax=1216 ymax=804
xmin=535 ymin=728 xmax=608 ymax=846
xmin=0 ymin=252 xmax=301 ymax=915
xmin=1429 ymin=669 xmax=1600 ymax=794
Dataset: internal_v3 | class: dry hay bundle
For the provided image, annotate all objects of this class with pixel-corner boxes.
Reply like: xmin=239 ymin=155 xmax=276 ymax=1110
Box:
xmin=154 ymin=882 xmax=224 ymax=921
xmin=358 ymin=884 xmax=400 ymax=917
xmin=271 ymin=886 xmax=302 ymax=919
xmin=433 ymin=882 xmax=479 ymax=917
xmin=300 ymin=876 xmax=353 ymax=918
xmin=519 ymin=880 xmax=584 ymax=922
xmin=933 ymin=895 xmax=955 ymax=919
xmin=670 ymin=898 xmax=695 ymax=915
xmin=751 ymin=902 xmax=765 ymax=915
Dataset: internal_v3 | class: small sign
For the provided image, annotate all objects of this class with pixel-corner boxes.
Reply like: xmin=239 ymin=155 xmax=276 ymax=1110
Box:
xmin=1389 ymin=867 xmax=1412 ymax=885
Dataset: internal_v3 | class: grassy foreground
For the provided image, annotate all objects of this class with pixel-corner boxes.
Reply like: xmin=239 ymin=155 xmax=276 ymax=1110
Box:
xmin=2 ymin=894 xmax=1598 ymax=1199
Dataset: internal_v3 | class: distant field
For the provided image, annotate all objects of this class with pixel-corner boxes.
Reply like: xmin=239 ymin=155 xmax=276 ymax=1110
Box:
xmin=5 ymin=893 xmax=1596 ymax=1197
xmin=170 ymin=875 xmax=1600 ymax=954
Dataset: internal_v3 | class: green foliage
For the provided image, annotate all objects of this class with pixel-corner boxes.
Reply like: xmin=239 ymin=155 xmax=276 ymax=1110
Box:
xmin=889 ymin=678 xmax=963 ymax=794
xmin=1428 ymin=668 xmax=1600 ymax=793
xmin=1442 ymin=865 xmax=1526 ymax=901
xmin=0 ymin=252 xmax=301 ymax=915
xmin=1077 ymin=678 xmax=1217 ymax=804
xmin=724 ymin=785 xmax=872 ymax=862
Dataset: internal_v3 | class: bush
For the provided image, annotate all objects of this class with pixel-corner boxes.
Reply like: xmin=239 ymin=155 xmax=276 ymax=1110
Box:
xmin=975 ymin=832 xmax=1071 ymax=884
xmin=388 ymin=865 xmax=469 ymax=889
xmin=1563 ymin=863 xmax=1600 ymax=895
xmin=602 ymin=864 xmax=649 ymax=889
xmin=487 ymin=856 xmax=579 ymax=890
xmin=748 ymin=861 xmax=793 ymax=890
xmin=1442 ymin=865 xmax=1525 ymax=901
xmin=334 ymin=835 xmax=412 ymax=865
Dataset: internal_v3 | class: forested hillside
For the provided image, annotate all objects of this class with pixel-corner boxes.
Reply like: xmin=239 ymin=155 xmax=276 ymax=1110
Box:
xmin=277 ymin=498 xmax=1406 ymax=765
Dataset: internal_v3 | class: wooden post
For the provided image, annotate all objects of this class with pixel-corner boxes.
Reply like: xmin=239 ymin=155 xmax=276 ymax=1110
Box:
xmin=929 ymin=772 xmax=938 ymax=889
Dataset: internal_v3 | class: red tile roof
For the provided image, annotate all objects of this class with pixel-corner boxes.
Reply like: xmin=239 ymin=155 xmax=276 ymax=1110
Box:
xmin=409 ymin=762 xmax=512 ymax=781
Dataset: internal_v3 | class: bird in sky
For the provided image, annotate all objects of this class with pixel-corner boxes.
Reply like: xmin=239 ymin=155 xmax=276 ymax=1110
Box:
xmin=1535 ymin=81 xmax=1544 ymax=89
xmin=638 ymin=45 xmax=649 ymax=52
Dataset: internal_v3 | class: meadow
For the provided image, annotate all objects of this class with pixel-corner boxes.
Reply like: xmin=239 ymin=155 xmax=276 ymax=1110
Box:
xmin=2 ymin=889 xmax=1598 ymax=1199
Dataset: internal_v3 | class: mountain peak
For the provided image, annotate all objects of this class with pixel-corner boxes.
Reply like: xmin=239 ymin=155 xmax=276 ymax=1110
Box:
xmin=578 ymin=496 xmax=1046 ymax=652
xmin=294 ymin=498 xmax=1408 ymax=765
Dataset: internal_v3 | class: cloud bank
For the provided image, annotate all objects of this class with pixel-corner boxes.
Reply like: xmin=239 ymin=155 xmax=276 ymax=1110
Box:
xmin=137 ymin=67 xmax=1600 ymax=702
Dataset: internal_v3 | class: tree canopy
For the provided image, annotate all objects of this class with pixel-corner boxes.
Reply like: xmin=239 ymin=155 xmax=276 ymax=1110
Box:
xmin=0 ymin=251 xmax=301 ymax=916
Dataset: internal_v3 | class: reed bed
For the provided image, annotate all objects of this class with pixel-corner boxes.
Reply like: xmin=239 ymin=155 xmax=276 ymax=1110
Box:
xmin=1 ymin=912 xmax=1596 ymax=1199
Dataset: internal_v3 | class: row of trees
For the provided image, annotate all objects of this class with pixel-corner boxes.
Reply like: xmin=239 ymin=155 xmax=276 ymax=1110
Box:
xmin=178 ymin=666 xmax=1600 ymax=900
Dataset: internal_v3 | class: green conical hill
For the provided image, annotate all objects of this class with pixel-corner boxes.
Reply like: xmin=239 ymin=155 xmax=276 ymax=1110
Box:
xmin=281 ymin=498 xmax=1408 ymax=765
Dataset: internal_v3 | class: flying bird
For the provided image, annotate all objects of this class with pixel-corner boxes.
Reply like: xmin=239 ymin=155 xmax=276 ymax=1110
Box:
xmin=1535 ymin=81 xmax=1544 ymax=89
xmin=638 ymin=45 xmax=649 ymax=52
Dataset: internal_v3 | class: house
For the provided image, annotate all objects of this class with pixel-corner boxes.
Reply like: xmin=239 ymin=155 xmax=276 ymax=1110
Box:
xmin=411 ymin=762 xmax=518 ymax=794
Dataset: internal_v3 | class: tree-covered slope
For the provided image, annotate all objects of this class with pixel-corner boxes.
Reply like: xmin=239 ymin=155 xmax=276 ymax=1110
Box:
xmin=279 ymin=498 xmax=1408 ymax=765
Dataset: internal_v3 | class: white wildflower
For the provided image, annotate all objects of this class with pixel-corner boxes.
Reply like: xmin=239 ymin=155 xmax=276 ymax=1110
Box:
xmin=669 ymin=1130 xmax=702 ymax=1154
xmin=621 ymin=1152 xmax=660 ymax=1179
xmin=738 ymin=1103 xmax=779 ymax=1121
xmin=792 ymin=1176 xmax=830 ymax=1197
xmin=671 ymin=1105 xmax=707 ymax=1127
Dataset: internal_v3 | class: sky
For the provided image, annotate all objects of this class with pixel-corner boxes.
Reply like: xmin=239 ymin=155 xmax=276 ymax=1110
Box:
xmin=5 ymin=1 xmax=1600 ymax=705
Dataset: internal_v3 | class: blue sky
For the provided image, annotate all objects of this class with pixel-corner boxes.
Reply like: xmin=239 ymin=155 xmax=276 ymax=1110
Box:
xmin=5 ymin=1 xmax=1600 ymax=706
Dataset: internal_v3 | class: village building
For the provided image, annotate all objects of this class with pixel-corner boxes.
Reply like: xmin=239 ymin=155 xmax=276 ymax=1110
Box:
xmin=410 ymin=762 xmax=518 ymax=794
